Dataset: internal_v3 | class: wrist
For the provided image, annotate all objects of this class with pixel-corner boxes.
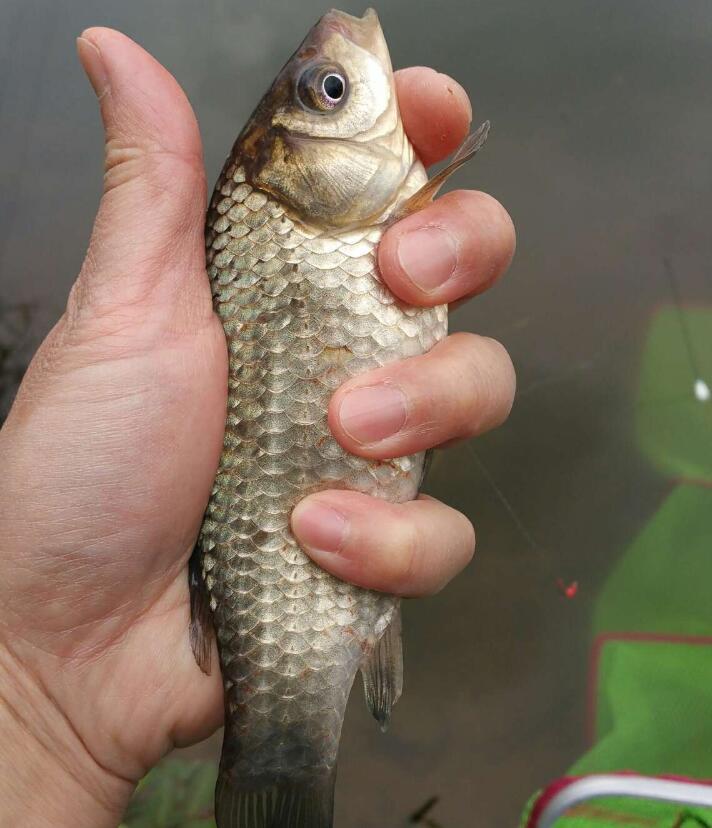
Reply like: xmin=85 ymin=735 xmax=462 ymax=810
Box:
xmin=0 ymin=641 xmax=132 ymax=828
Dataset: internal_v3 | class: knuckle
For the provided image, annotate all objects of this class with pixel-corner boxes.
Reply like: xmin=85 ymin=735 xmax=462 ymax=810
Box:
xmin=445 ymin=334 xmax=515 ymax=435
xmin=460 ymin=190 xmax=513 ymax=232
xmin=480 ymin=334 xmax=515 ymax=379
xmin=388 ymin=515 xmax=421 ymax=594
xmin=447 ymin=191 xmax=516 ymax=269
xmin=435 ymin=511 xmax=475 ymax=593
xmin=483 ymin=191 xmax=513 ymax=228
xmin=478 ymin=195 xmax=516 ymax=267
xmin=482 ymin=337 xmax=517 ymax=413
xmin=453 ymin=330 xmax=486 ymax=362
xmin=103 ymin=137 xmax=206 ymax=198
xmin=482 ymin=335 xmax=514 ymax=373
xmin=447 ymin=188 xmax=500 ymax=220
xmin=460 ymin=515 xmax=477 ymax=563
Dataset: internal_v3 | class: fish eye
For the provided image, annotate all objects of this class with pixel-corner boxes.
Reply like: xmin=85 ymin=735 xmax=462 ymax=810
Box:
xmin=297 ymin=64 xmax=349 ymax=112
xmin=322 ymin=73 xmax=345 ymax=102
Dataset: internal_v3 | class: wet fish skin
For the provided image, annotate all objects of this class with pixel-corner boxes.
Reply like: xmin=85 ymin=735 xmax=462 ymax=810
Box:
xmin=192 ymin=9 xmax=452 ymax=827
xmin=201 ymin=165 xmax=445 ymax=826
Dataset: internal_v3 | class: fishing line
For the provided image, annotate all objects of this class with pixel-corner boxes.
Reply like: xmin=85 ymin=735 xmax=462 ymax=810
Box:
xmin=465 ymin=442 xmax=547 ymax=559
xmin=465 ymin=255 xmax=710 ymax=596
xmin=464 ymin=442 xmax=577 ymax=598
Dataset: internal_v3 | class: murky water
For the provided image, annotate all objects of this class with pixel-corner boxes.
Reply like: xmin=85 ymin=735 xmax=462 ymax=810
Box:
xmin=2 ymin=1 xmax=711 ymax=825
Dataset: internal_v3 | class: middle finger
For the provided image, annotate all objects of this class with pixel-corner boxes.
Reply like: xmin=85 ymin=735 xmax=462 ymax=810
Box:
xmin=328 ymin=332 xmax=516 ymax=459
xmin=378 ymin=189 xmax=516 ymax=308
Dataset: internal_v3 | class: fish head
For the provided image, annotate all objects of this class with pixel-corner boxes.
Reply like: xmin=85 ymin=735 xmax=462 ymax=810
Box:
xmin=236 ymin=8 xmax=414 ymax=227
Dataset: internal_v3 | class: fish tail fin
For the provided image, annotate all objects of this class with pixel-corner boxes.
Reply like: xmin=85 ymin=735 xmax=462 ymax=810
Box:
xmin=360 ymin=605 xmax=403 ymax=731
xmin=215 ymin=772 xmax=336 ymax=828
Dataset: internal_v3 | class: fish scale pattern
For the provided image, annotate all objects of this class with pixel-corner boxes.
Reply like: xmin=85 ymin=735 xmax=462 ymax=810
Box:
xmin=199 ymin=158 xmax=448 ymax=784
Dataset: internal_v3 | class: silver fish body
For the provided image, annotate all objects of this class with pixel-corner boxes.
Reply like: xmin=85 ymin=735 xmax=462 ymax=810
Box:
xmin=200 ymin=162 xmax=445 ymax=824
xmin=189 ymin=8 xmax=483 ymax=827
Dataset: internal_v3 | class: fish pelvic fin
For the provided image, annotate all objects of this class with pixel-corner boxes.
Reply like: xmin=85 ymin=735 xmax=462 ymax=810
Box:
xmin=360 ymin=605 xmax=403 ymax=732
xmin=391 ymin=120 xmax=491 ymax=221
xmin=188 ymin=540 xmax=214 ymax=675
xmin=215 ymin=772 xmax=336 ymax=828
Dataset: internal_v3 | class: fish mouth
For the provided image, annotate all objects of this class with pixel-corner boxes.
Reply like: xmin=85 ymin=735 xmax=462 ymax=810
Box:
xmin=316 ymin=8 xmax=382 ymax=50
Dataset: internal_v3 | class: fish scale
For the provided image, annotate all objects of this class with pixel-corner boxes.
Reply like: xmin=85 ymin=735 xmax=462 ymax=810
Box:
xmin=198 ymin=151 xmax=446 ymax=818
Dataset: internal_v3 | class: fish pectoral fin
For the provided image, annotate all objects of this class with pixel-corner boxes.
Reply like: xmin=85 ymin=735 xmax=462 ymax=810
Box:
xmin=392 ymin=120 xmax=491 ymax=220
xmin=360 ymin=605 xmax=403 ymax=732
xmin=188 ymin=540 xmax=214 ymax=675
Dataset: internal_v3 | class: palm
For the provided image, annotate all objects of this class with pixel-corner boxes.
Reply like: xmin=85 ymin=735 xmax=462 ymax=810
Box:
xmin=0 ymin=251 xmax=228 ymax=774
xmin=0 ymin=33 xmax=227 ymax=779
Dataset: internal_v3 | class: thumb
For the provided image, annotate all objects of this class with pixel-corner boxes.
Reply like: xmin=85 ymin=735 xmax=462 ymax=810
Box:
xmin=73 ymin=28 xmax=209 ymax=317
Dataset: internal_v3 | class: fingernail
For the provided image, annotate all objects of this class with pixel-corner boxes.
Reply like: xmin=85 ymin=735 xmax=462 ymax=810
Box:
xmin=292 ymin=500 xmax=348 ymax=555
xmin=77 ymin=35 xmax=109 ymax=98
xmin=396 ymin=226 xmax=458 ymax=292
xmin=338 ymin=385 xmax=408 ymax=444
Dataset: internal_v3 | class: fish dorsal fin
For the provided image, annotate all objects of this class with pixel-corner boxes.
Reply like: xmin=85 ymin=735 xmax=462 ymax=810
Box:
xmin=392 ymin=120 xmax=491 ymax=221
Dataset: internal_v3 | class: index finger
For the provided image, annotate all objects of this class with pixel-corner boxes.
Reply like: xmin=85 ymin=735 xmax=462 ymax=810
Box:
xmin=395 ymin=67 xmax=472 ymax=167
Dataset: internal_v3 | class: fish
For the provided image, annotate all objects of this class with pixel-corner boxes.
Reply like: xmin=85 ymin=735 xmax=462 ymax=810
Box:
xmin=189 ymin=8 xmax=489 ymax=827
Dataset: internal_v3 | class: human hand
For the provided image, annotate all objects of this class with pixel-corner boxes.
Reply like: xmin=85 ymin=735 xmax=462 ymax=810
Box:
xmin=0 ymin=28 xmax=514 ymax=828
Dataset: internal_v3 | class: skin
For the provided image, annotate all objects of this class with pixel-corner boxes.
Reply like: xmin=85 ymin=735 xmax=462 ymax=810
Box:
xmin=0 ymin=28 xmax=515 ymax=828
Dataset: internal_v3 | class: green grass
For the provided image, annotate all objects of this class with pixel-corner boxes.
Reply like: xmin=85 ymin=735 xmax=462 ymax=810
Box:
xmin=120 ymin=760 xmax=217 ymax=828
